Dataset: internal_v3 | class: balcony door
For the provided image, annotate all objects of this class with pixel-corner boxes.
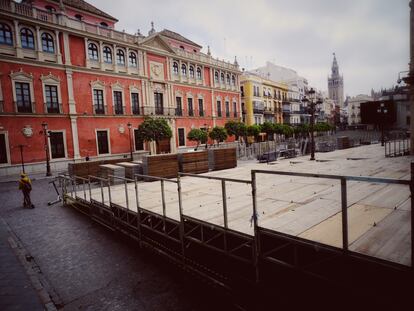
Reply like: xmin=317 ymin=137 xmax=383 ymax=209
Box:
xmin=154 ymin=92 xmax=163 ymax=115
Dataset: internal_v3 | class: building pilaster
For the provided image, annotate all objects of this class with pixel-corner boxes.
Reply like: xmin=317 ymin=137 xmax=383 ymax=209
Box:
xmin=55 ymin=30 xmax=62 ymax=64
xmin=13 ymin=20 xmax=23 ymax=58
xmin=35 ymin=26 xmax=42 ymax=61
xmin=66 ymin=68 xmax=76 ymax=114
xmin=70 ymin=116 xmax=81 ymax=159
xmin=62 ymin=32 xmax=71 ymax=65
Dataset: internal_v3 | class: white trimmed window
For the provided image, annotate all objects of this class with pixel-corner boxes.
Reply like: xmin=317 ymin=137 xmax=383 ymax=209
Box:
xmin=10 ymin=71 xmax=35 ymax=113
xmin=41 ymin=32 xmax=55 ymax=53
xmin=96 ymin=129 xmax=110 ymax=155
xmin=0 ymin=23 xmax=13 ymax=46
xmin=130 ymin=86 xmax=140 ymax=115
xmin=20 ymin=27 xmax=35 ymax=49
xmin=116 ymin=49 xmax=125 ymax=66
xmin=0 ymin=131 xmax=10 ymax=166
xmin=41 ymin=73 xmax=62 ymax=113
xmin=48 ymin=130 xmax=67 ymax=159
xmin=111 ymin=82 xmax=125 ymax=115
xmin=129 ymin=51 xmax=137 ymax=67
xmin=103 ymin=46 xmax=112 ymax=63
xmin=90 ymin=80 xmax=106 ymax=114
xmin=88 ymin=42 xmax=99 ymax=60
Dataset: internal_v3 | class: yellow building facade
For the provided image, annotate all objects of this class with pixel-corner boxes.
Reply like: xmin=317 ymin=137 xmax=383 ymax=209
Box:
xmin=240 ymin=72 xmax=288 ymax=126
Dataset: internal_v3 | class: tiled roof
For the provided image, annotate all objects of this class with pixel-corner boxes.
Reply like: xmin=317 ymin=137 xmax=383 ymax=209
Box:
xmin=159 ymin=29 xmax=201 ymax=48
xmin=49 ymin=0 xmax=118 ymax=21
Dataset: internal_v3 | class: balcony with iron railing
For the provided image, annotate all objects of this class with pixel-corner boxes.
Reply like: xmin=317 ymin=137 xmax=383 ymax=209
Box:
xmin=0 ymin=0 xmax=140 ymax=45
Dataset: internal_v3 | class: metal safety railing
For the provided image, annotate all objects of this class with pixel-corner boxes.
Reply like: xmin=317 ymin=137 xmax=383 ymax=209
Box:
xmin=385 ymin=138 xmax=411 ymax=157
xmin=178 ymin=173 xmax=251 ymax=229
xmin=60 ymin=163 xmax=414 ymax=272
xmin=251 ymin=168 xmax=413 ymax=267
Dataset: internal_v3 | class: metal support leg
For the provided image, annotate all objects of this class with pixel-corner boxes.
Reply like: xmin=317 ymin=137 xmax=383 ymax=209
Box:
xmin=341 ymin=178 xmax=348 ymax=251
xmin=177 ymin=175 xmax=186 ymax=264
xmin=251 ymin=171 xmax=260 ymax=283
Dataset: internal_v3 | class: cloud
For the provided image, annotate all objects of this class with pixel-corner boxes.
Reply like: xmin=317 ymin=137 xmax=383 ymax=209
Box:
xmin=89 ymin=0 xmax=409 ymax=96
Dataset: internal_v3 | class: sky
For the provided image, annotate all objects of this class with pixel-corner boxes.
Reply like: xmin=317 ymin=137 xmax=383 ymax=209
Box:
xmin=89 ymin=0 xmax=410 ymax=97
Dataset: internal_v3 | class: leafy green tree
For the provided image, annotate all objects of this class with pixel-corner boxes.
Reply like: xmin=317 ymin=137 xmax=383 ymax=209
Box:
xmin=209 ymin=126 xmax=228 ymax=146
xmin=187 ymin=128 xmax=208 ymax=150
xmin=281 ymin=124 xmax=294 ymax=137
xmin=136 ymin=117 xmax=172 ymax=154
xmin=225 ymin=121 xmax=247 ymax=141
xmin=260 ymin=121 xmax=275 ymax=141
xmin=247 ymin=124 xmax=261 ymax=142
xmin=314 ymin=122 xmax=332 ymax=132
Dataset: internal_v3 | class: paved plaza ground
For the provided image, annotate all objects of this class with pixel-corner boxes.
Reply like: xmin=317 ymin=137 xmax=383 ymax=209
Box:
xmin=0 ymin=143 xmax=412 ymax=310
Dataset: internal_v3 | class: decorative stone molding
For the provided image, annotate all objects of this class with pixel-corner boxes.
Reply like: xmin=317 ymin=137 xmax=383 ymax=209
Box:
xmin=21 ymin=125 xmax=33 ymax=137
xmin=149 ymin=61 xmax=165 ymax=81
xmin=110 ymin=81 xmax=124 ymax=90
xmin=175 ymin=90 xmax=183 ymax=97
xmin=40 ymin=72 xmax=60 ymax=83
xmin=90 ymin=79 xmax=105 ymax=88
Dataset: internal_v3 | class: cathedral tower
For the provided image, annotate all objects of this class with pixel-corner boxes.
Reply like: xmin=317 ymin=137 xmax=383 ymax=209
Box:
xmin=328 ymin=53 xmax=344 ymax=107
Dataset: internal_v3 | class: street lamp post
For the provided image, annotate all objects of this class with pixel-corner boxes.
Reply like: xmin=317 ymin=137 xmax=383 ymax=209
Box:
xmin=41 ymin=122 xmax=51 ymax=176
xmin=17 ymin=144 xmax=27 ymax=173
xmin=377 ymin=103 xmax=388 ymax=146
xmin=302 ymin=88 xmax=322 ymax=161
xmin=127 ymin=122 xmax=133 ymax=160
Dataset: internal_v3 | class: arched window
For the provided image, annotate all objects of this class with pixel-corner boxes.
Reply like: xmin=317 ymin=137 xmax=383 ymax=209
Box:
xmin=41 ymin=33 xmax=54 ymax=53
xmin=75 ymin=14 xmax=83 ymax=21
xmin=226 ymin=74 xmax=230 ymax=84
xmin=231 ymin=75 xmax=235 ymax=85
xmin=20 ymin=28 xmax=35 ymax=49
xmin=100 ymin=22 xmax=109 ymax=28
xmin=103 ymin=46 xmax=112 ymax=63
xmin=214 ymin=71 xmax=219 ymax=83
xmin=0 ymin=23 xmax=13 ymax=45
xmin=196 ymin=67 xmax=202 ymax=80
xmin=220 ymin=73 xmax=225 ymax=83
xmin=181 ymin=64 xmax=187 ymax=76
xmin=129 ymin=51 xmax=137 ymax=67
xmin=173 ymin=62 xmax=179 ymax=75
xmin=88 ymin=43 xmax=99 ymax=60
xmin=189 ymin=65 xmax=194 ymax=78
xmin=116 ymin=49 xmax=125 ymax=65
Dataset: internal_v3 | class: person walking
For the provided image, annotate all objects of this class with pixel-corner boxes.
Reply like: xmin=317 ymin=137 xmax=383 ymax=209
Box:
xmin=18 ymin=173 xmax=34 ymax=209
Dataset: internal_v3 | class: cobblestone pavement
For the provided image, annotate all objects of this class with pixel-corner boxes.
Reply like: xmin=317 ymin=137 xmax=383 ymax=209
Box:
xmin=0 ymin=177 xmax=238 ymax=311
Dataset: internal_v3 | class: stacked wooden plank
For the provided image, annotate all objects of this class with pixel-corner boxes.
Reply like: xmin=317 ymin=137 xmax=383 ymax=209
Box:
xmin=142 ymin=154 xmax=178 ymax=179
xmin=68 ymin=158 xmax=130 ymax=178
xmin=178 ymin=150 xmax=209 ymax=174
xmin=116 ymin=162 xmax=143 ymax=179
xmin=208 ymin=148 xmax=237 ymax=171
xmin=336 ymin=136 xmax=350 ymax=149
xmin=99 ymin=164 xmax=125 ymax=184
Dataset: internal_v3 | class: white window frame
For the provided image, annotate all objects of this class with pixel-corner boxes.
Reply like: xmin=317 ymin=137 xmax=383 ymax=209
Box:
xmin=129 ymin=85 xmax=141 ymax=115
xmin=95 ymin=128 xmax=111 ymax=155
xmin=177 ymin=127 xmax=186 ymax=147
xmin=47 ymin=129 xmax=68 ymax=160
xmin=111 ymin=82 xmax=125 ymax=115
xmin=41 ymin=73 xmax=62 ymax=113
xmin=90 ymin=80 xmax=107 ymax=114
xmin=0 ymin=131 xmax=11 ymax=166
xmin=40 ymin=30 xmax=55 ymax=54
xmin=9 ymin=70 xmax=35 ymax=113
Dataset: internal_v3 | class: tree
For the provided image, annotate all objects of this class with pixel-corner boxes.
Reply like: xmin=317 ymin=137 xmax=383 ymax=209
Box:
xmin=187 ymin=128 xmax=208 ymax=150
xmin=247 ymin=124 xmax=261 ymax=142
xmin=136 ymin=117 xmax=172 ymax=154
xmin=209 ymin=126 xmax=228 ymax=146
xmin=281 ymin=124 xmax=294 ymax=137
xmin=225 ymin=121 xmax=246 ymax=141
xmin=260 ymin=121 xmax=275 ymax=141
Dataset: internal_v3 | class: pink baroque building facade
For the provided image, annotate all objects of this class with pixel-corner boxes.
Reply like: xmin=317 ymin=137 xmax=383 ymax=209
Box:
xmin=0 ymin=0 xmax=241 ymax=176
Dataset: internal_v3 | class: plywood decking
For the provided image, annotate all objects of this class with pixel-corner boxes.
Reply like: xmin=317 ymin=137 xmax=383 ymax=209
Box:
xmin=69 ymin=144 xmax=412 ymax=266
